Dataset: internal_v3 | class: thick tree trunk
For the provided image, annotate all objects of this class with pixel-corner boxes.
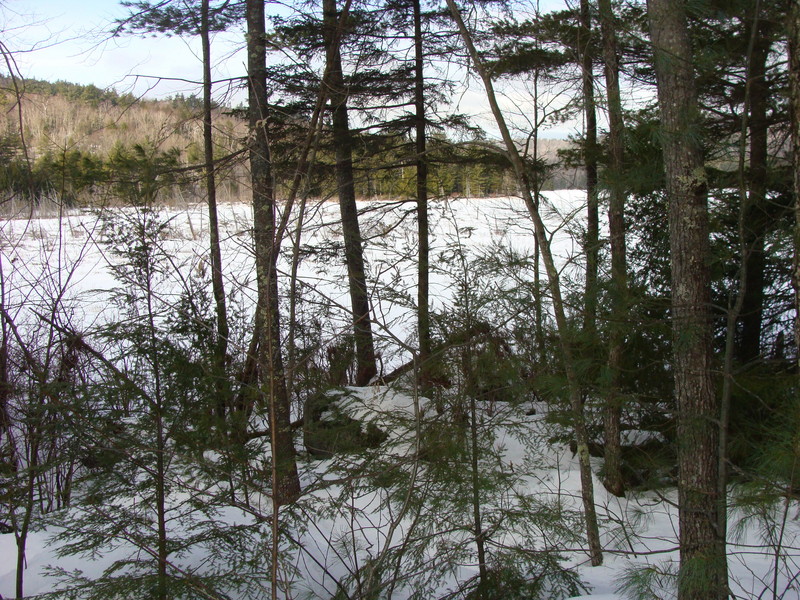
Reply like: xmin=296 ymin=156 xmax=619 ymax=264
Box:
xmin=598 ymin=0 xmax=627 ymax=498
xmin=322 ymin=0 xmax=378 ymax=387
xmin=647 ymin=1 xmax=727 ymax=598
xmin=579 ymin=0 xmax=599 ymax=334
xmin=246 ymin=0 xmax=301 ymax=506
xmin=413 ymin=0 xmax=432 ymax=397
xmin=446 ymin=0 xmax=602 ymax=566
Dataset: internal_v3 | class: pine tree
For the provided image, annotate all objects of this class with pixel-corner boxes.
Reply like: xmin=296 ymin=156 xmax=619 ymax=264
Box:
xmin=321 ymin=0 xmax=379 ymax=387
xmin=115 ymin=0 xmax=242 ymax=426
xmin=647 ymin=0 xmax=727 ymax=596
xmin=445 ymin=0 xmax=603 ymax=567
xmin=245 ymin=0 xmax=301 ymax=505
xmin=597 ymin=0 xmax=629 ymax=498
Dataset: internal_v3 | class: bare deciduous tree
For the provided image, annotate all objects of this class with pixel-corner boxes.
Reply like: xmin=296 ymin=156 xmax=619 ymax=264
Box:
xmin=444 ymin=0 xmax=603 ymax=567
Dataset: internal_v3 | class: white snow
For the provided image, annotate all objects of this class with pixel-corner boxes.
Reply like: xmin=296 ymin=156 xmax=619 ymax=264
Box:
xmin=0 ymin=194 xmax=797 ymax=599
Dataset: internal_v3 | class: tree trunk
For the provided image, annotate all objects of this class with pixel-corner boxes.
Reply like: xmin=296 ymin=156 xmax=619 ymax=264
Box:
xmin=737 ymin=17 xmax=771 ymax=365
xmin=598 ymin=0 xmax=627 ymax=498
xmin=413 ymin=0 xmax=432 ymax=397
xmin=529 ymin=62 xmax=546 ymax=366
xmin=719 ymin=8 xmax=766 ymax=590
xmin=155 ymin=405 xmax=168 ymax=600
xmin=201 ymin=0 xmax=230 ymax=424
xmin=246 ymin=0 xmax=301 ymax=506
xmin=322 ymin=0 xmax=378 ymax=387
xmin=579 ymin=0 xmax=599 ymax=334
xmin=0 ymin=298 xmax=10 ymax=471
xmin=647 ymin=0 xmax=727 ymax=597
xmin=791 ymin=0 xmax=800 ymax=374
xmin=445 ymin=0 xmax=603 ymax=566
xmin=143 ymin=243 xmax=169 ymax=600
xmin=469 ymin=393 xmax=488 ymax=593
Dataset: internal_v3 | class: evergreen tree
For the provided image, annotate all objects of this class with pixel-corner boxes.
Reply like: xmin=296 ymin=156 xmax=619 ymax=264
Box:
xmin=115 ymin=0 xmax=242 ymax=427
xmin=321 ymin=0 xmax=379 ymax=387
xmin=597 ymin=0 xmax=629 ymax=498
xmin=245 ymin=0 xmax=301 ymax=506
xmin=445 ymin=0 xmax=603 ymax=567
xmin=647 ymin=0 xmax=727 ymax=597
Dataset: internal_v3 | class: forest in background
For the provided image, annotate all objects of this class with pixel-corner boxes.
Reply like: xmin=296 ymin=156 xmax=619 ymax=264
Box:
xmin=0 ymin=0 xmax=799 ymax=599
xmin=0 ymin=77 xmax=581 ymax=211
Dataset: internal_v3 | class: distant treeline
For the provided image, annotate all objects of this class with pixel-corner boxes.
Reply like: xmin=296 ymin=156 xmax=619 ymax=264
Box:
xmin=0 ymin=76 xmax=579 ymax=206
xmin=0 ymin=77 xmax=138 ymax=108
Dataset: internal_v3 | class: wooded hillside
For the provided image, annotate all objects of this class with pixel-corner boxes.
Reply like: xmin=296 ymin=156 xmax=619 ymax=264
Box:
xmin=0 ymin=77 xmax=579 ymax=210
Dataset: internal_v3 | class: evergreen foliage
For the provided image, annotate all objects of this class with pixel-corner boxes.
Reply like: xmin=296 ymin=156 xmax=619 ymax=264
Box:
xmin=1 ymin=0 xmax=799 ymax=598
xmin=0 ymin=77 xmax=137 ymax=107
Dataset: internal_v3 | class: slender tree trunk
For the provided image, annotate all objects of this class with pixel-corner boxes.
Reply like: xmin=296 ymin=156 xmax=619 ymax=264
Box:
xmin=445 ymin=0 xmax=602 ymax=566
xmin=155 ymin=406 xmax=168 ymax=600
xmin=322 ymin=0 xmax=378 ymax=387
xmin=579 ymin=0 xmax=599 ymax=334
xmin=142 ymin=241 xmax=169 ymax=600
xmin=460 ymin=274 xmax=488 ymax=593
xmin=15 ymin=437 xmax=37 ymax=600
xmin=413 ymin=0 xmax=432 ymax=397
xmin=598 ymin=0 xmax=627 ymax=498
xmin=0 ymin=269 xmax=10 ymax=471
xmin=647 ymin=1 xmax=727 ymax=597
xmin=246 ymin=0 xmax=301 ymax=506
xmin=737 ymin=16 xmax=771 ymax=365
xmin=469 ymin=393 xmax=488 ymax=593
xmin=201 ymin=0 xmax=230 ymax=425
xmin=287 ymin=124 xmax=324 ymax=400
xmin=533 ymin=236 xmax=545 ymax=364
xmin=529 ymin=64 xmax=546 ymax=366
xmin=791 ymin=0 xmax=800 ymax=373
xmin=719 ymin=7 xmax=764 ymax=590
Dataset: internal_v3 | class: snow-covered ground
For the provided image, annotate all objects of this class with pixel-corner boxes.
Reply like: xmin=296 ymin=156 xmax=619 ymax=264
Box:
xmin=0 ymin=193 xmax=797 ymax=599
xmin=0 ymin=193 xmax=587 ymax=365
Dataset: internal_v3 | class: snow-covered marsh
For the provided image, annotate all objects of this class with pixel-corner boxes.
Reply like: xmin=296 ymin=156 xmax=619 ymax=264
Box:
xmin=0 ymin=193 xmax=798 ymax=599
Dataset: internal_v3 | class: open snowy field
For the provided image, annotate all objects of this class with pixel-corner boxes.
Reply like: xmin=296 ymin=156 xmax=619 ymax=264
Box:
xmin=0 ymin=192 xmax=587 ymax=371
xmin=0 ymin=193 xmax=797 ymax=599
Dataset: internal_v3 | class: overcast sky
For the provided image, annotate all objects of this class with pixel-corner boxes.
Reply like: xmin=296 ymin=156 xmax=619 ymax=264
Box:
xmin=3 ymin=0 xmax=582 ymax=138
xmin=5 ymin=0 xmax=246 ymax=100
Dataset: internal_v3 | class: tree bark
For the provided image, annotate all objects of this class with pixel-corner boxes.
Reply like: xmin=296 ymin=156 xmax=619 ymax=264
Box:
xmin=246 ymin=0 xmax=301 ymax=506
xmin=598 ymin=0 xmax=627 ymax=498
xmin=737 ymin=16 xmax=771 ymax=365
xmin=445 ymin=0 xmax=602 ymax=566
xmin=579 ymin=0 xmax=600 ymax=334
xmin=413 ymin=0 xmax=432 ymax=397
xmin=647 ymin=0 xmax=727 ymax=597
xmin=201 ymin=0 xmax=231 ymax=425
xmin=791 ymin=0 xmax=800 ymax=374
xmin=322 ymin=0 xmax=378 ymax=387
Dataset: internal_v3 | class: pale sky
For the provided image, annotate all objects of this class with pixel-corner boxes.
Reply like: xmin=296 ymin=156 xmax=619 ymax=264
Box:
xmin=3 ymin=0 xmax=582 ymax=138
xmin=4 ymin=0 xmax=247 ymax=101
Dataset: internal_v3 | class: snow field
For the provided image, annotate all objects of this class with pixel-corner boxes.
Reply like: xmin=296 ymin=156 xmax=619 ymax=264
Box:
xmin=0 ymin=192 xmax=797 ymax=599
